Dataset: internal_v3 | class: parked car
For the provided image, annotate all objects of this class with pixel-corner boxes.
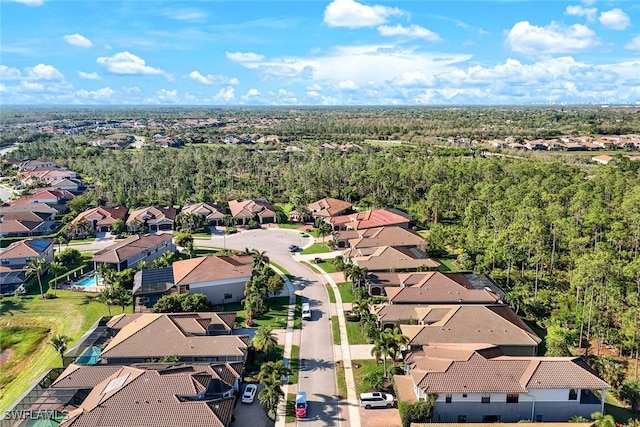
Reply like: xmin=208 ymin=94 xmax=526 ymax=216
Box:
xmin=295 ymin=391 xmax=308 ymax=418
xmin=288 ymin=244 xmax=299 ymax=252
xmin=242 ymin=384 xmax=258 ymax=403
xmin=359 ymin=392 xmax=395 ymax=409
xmin=302 ymin=302 xmax=312 ymax=320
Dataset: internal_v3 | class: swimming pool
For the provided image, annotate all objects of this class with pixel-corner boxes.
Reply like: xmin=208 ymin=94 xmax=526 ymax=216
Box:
xmin=75 ymin=274 xmax=100 ymax=288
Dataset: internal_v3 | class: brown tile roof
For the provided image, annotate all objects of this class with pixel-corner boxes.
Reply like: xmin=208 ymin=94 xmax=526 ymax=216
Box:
xmin=348 ymin=226 xmax=425 ymax=249
xmin=307 ymin=197 xmax=353 ymax=217
xmin=101 ymin=314 xmax=248 ymax=360
xmin=0 ymin=219 xmax=39 ymax=233
xmin=51 ymin=364 xmax=123 ymax=389
xmin=92 ymin=233 xmax=174 ymax=264
xmin=126 ymin=206 xmax=177 ymax=226
xmin=172 ymin=255 xmax=253 ymax=285
xmin=385 ymin=272 xmax=501 ymax=304
xmin=395 ymin=375 xmax=419 ymax=402
xmin=0 ymin=238 xmax=53 ymax=258
xmin=108 ymin=312 xmax=236 ymax=335
xmin=406 ymin=344 xmax=609 ymax=395
xmin=227 ymin=198 xmax=275 ymax=219
xmin=60 ymin=365 xmax=236 ymax=427
xmin=181 ymin=202 xmax=225 ymax=221
xmin=0 ymin=202 xmax=58 ymax=214
xmin=351 ymin=246 xmax=440 ymax=272
xmin=400 ymin=305 xmax=541 ymax=348
xmin=72 ymin=206 xmax=127 ymax=226
xmin=329 ymin=209 xmax=411 ymax=230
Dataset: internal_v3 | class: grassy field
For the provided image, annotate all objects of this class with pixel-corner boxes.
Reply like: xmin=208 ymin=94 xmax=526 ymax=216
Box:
xmin=351 ymin=359 xmax=385 ymax=394
xmin=277 ymin=223 xmax=303 ymax=230
xmin=300 ymin=243 xmax=332 ymax=255
xmin=0 ymin=291 xmax=112 ymax=412
xmin=345 ymin=320 xmax=370 ymax=345
xmin=216 ymin=296 xmax=292 ymax=328
xmin=336 ymin=282 xmax=354 ymax=303
xmin=316 ymin=261 xmax=337 ymax=273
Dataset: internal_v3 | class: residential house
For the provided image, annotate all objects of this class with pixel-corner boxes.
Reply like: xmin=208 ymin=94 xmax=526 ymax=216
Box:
xmin=0 ymin=203 xmax=58 ymax=237
xmin=99 ymin=313 xmax=249 ymax=364
xmin=0 ymin=239 xmax=54 ymax=295
xmin=307 ymin=197 xmax=353 ymax=219
xmin=400 ymin=305 xmax=541 ymax=356
xmin=329 ymin=208 xmax=411 ymax=231
xmin=591 ymin=155 xmax=614 ymax=165
xmin=108 ymin=312 xmax=237 ymax=336
xmin=6 ymin=189 xmax=74 ymax=214
xmin=339 ymin=225 xmax=425 ymax=250
xmin=52 ymin=364 xmax=238 ymax=427
xmin=373 ymin=271 xmax=504 ymax=301
xmin=172 ymin=255 xmax=254 ymax=305
xmin=19 ymin=167 xmax=78 ymax=185
xmin=17 ymin=160 xmax=57 ymax=171
xmin=132 ymin=266 xmax=179 ymax=309
xmin=181 ymin=202 xmax=226 ymax=226
xmin=395 ymin=343 xmax=609 ymax=422
xmin=92 ymin=233 xmax=176 ymax=272
xmin=48 ymin=177 xmax=84 ymax=192
xmin=126 ymin=206 xmax=177 ymax=233
xmin=228 ymin=198 xmax=277 ymax=224
xmin=346 ymin=245 xmax=440 ymax=272
xmin=70 ymin=206 xmax=128 ymax=234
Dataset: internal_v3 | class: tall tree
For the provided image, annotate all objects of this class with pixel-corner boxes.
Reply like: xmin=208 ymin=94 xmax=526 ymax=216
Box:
xmin=48 ymin=261 xmax=64 ymax=297
xmin=27 ymin=257 xmax=47 ymax=299
xmin=50 ymin=334 xmax=70 ymax=367
xmin=252 ymin=325 xmax=278 ymax=354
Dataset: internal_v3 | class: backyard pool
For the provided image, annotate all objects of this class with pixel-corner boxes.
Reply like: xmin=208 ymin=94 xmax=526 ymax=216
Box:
xmin=75 ymin=274 xmax=101 ymax=288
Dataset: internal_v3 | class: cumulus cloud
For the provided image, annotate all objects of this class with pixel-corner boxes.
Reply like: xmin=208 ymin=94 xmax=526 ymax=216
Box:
xmin=225 ymin=52 xmax=265 ymax=62
xmin=377 ymin=24 xmax=441 ymax=41
xmin=323 ymin=0 xmax=403 ymax=28
xmin=565 ymin=5 xmax=598 ymax=22
xmin=242 ymin=88 xmax=261 ymax=101
xmin=0 ymin=65 xmax=21 ymax=80
xmin=78 ymin=71 xmax=100 ymax=80
xmin=505 ymin=21 xmax=597 ymax=55
xmin=599 ymin=9 xmax=630 ymax=30
xmin=626 ymin=35 xmax=640 ymax=50
xmin=76 ymin=87 xmax=115 ymax=100
xmin=96 ymin=52 xmax=166 ymax=76
xmin=215 ymin=86 xmax=235 ymax=101
xmin=63 ymin=33 xmax=93 ymax=48
xmin=157 ymin=89 xmax=179 ymax=103
xmin=25 ymin=64 xmax=65 ymax=80
xmin=188 ymin=70 xmax=239 ymax=85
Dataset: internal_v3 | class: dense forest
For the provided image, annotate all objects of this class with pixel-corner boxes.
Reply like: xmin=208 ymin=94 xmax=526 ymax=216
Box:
xmin=3 ymin=107 xmax=640 ymax=382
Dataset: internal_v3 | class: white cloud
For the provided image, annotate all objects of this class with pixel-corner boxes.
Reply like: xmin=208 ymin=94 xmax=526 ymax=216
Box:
xmin=599 ymin=9 xmax=630 ymax=30
xmin=565 ymin=5 xmax=598 ymax=22
xmin=336 ymin=80 xmax=359 ymax=90
xmin=377 ymin=24 xmax=441 ymax=41
xmin=393 ymin=70 xmax=435 ymax=87
xmin=225 ymin=51 xmax=265 ymax=63
xmin=188 ymin=70 xmax=239 ymax=85
xmin=242 ymin=88 xmax=260 ymax=100
xmin=0 ymin=65 xmax=21 ymax=80
xmin=215 ymin=86 xmax=235 ymax=101
xmin=63 ymin=33 xmax=93 ymax=48
xmin=157 ymin=89 xmax=179 ymax=103
xmin=323 ymin=0 xmax=403 ymax=29
xmin=159 ymin=7 xmax=207 ymax=21
xmin=76 ymin=87 xmax=115 ymax=100
xmin=96 ymin=51 xmax=166 ymax=76
xmin=505 ymin=21 xmax=597 ymax=56
xmin=626 ymin=35 xmax=640 ymax=50
xmin=25 ymin=64 xmax=65 ymax=80
xmin=5 ymin=0 xmax=44 ymax=6
xmin=78 ymin=71 xmax=100 ymax=80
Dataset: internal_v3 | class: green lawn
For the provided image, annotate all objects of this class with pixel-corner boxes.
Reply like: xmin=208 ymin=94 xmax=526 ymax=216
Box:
xmin=335 ymin=362 xmax=347 ymax=399
xmin=277 ymin=223 xmax=303 ymax=230
xmin=300 ymin=243 xmax=332 ymax=255
xmin=293 ymin=295 xmax=302 ymax=330
xmin=0 ymin=291 xmax=112 ymax=412
xmin=67 ymin=237 xmax=97 ymax=245
xmin=437 ymin=257 xmax=461 ymax=272
xmin=216 ymin=296 xmax=291 ymax=329
xmin=345 ymin=320 xmax=370 ymax=345
xmin=316 ymin=261 xmax=337 ymax=273
xmin=351 ymin=359 xmax=385 ymax=394
xmin=192 ymin=231 xmax=212 ymax=238
xmin=336 ymin=282 xmax=354 ymax=303
xmin=289 ymin=345 xmax=300 ymax=384
xmin=326 ymin=284 xmax=336 ymax=303
xmin=285 ymin=393 xmax=296 ymax=423
xmin=331 ymin=315 xmax=341 ymax=345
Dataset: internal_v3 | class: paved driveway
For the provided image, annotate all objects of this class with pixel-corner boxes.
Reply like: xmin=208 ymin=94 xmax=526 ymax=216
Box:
xmin=232 ymin=383 xmax=274 ymax=427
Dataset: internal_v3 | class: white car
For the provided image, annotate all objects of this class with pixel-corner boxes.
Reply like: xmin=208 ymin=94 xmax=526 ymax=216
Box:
xmin=242 ymin=384 xmax=258 ymax=403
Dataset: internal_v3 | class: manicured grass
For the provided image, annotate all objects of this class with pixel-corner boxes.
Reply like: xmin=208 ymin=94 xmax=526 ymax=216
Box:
xmin=192 ymin=231 xmax=212 ymax=238
xmin=316 ymin=261 xmax=337 ymax=273
xmin=335 ymin=362 xmax=347 ymax=399
xmin=301 ymin=261 xmax=320 ymax=274
xmin=326 ymin=284 xmax=336 ymax=303
xmin=605 ymin=396 xmax=637 ymax=423
xmin=269 ymin=261 xmax=291 ymax=277
xmin=193 ymin=248 xmax=220 ymax=256
xmin=277 ymin=223 xmax=302 ymax=230
xmin=67 ymin=237 xmax=97 ymax=245
xmin=253 ymin=297 xmax=291 ymax=329
xmin=345 ymin=320 xmax=370 ymax=345
xmin=331 ymin=315 xmax=341 ymax=345
xmin=300 ymin=243 xmax=332 ymax=255
xmin=289 ymin=345 xmax=300 ymax=384
xmin=437 ymin=257 xmax=461 ymax=272
xmin=0 ymin=326 xmax=49 ymax=390
xmin=351 ymin=359 xmax=385 ymax=394
xmin=337 ymin=282 xmax=354 ymax=303
xmin=293 ymin=295 xmax=302 ymax=330
xmin=285 ymin=393 xmax=296 ymax=423
xmin=0 ymin=291 xmax=112 ymax=412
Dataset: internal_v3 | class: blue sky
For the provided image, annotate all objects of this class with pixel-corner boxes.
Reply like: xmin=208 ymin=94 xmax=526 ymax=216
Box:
xmin=1 ymin=0 xmax=639 ymax=105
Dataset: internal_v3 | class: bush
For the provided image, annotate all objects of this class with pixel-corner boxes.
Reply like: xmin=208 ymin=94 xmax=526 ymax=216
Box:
xmin=398 ymin=397 xmax=436 ymax=427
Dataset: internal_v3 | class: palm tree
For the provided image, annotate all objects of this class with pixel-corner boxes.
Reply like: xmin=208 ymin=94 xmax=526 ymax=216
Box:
xmin=591 ymin=412 xmax=616 ymax=427
xmin=317 ymin=221 xmax=332 ymax=242
xmin=252 ymin=250 xmax=270 ymax=269
xmin=184 ymin=241 xmax=196 ymax=259
xmin=96 ymin=285 xmax=117 ymax=316
xmin=27 ymin=257 xmax=47 ymax=299
xmin=258 ymin=360 xmax=291 ymax=383
xmin=49 ymin=261 xmax=64 ymax=296
xmin=252 ymin=325 xmax=278 ymax=354
xmin=371 ymin=337 xmax=390 ymax=378
xmin=384 ymin=327 xmax=409 ymax=368
xmin=110 ymin=284 xmax=133 ymax=314
xmin=258 ymin=375 xmax=284 ymax=421
xmin=136 ymin=260 xmax=147 ymax=271
xmin=50 ymin=334 xmax=70 ymax=366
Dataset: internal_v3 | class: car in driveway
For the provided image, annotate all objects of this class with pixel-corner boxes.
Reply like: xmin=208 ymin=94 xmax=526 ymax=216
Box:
xmin=359 ymin=392 xmax=395 ymax=409
xmin=241 ymin=384 xmax=257 ymax=403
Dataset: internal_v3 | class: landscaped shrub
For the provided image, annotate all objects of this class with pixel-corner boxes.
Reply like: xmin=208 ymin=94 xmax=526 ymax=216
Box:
xmin=398 ymin=396 xmax=436 ymax=427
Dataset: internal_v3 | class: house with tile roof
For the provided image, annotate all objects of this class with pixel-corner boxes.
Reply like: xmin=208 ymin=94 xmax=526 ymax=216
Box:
xmin=92 ymin=234 xmax=175 ymax=272
xmin=0 ymin=203 xmax=59 ymax=237
xmin=181 ymin=202 xmax=227 ymax=226
xmin=307 ymin=197 xmax=353 ymax=219
xmin=400 ymin=305 xmax=541 ymax=356
xmin=395 ymin=343 xmax=609 ymax=423
xmin=345 ymin=225 xmax=425 ymax=250
xmin=99 ymin=313 xmax=249 ymax=364
xmin=70 ymin=206 xmax=128 ymax=234
xmin=126 ymin=206 xmax=177 ymax=233
xmin=329 ymin=208 xmax=411 ymax=231
xmin=51 ymin=363 xmax=239 ymax=427
xmin=0 ymin=239 xmax=54 ymax=295
xmin=346 ymin=245 xmax=440 ymax=272
xmin=228 ymin=198 xmax=277 ymax=224
xmin=375 ymin=271 xmax=504 ymax=301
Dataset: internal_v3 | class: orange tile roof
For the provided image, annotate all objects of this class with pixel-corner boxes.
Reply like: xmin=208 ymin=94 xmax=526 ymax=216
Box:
xmin=92 ymin=234 xmax=174 ymax=264
xmin=307 ymin=197 xmax=353 ymax=217
xmin=172 ymin=255 xmax=253 ymax=285
xmin=330 ymin=209 xmax=411 ymax=230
